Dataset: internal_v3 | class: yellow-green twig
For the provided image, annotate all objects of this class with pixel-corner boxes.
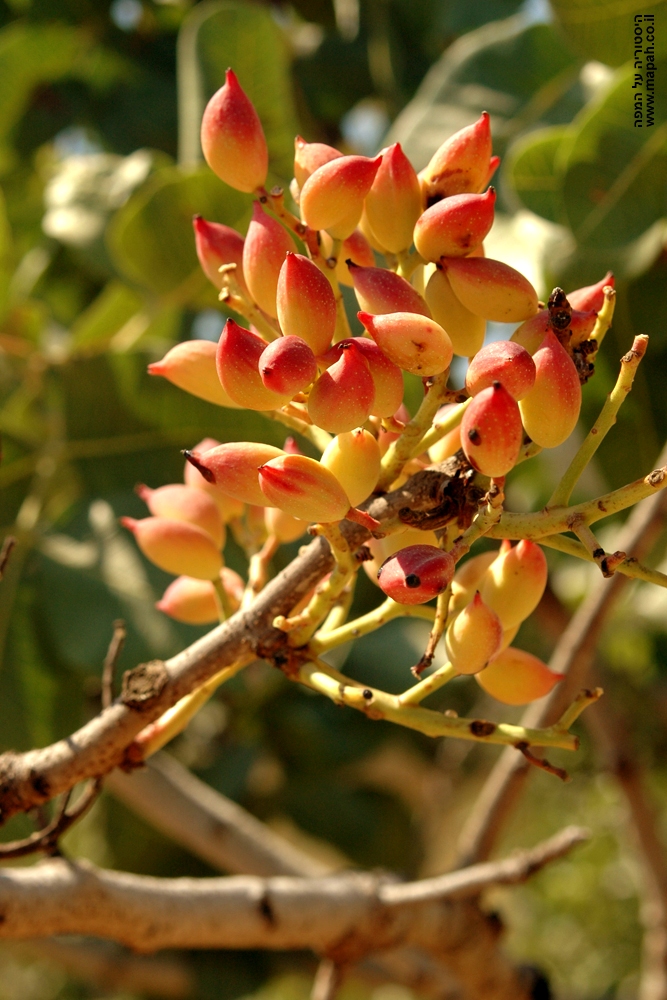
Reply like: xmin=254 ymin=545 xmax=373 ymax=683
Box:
xmin=135 ymin=657 xmax=253 ymax=758
xmin=398 ymin=661 xmax=458 ymax=706
xmin=589 ymin=285 xmax=616 ymax=350
xmin=539 ymin=533 xmax=667 ymax=588
xmin=548 ymin=334 xmax=647 ymax=508
xmin=486 ymin=467 xmax=667 ymax=541
xmin=308 ymin=596 xmax=435 ymax=656
xmin=379 ymin=371 xmax=452 ymax=490
xmin=296 ymin=658 xmax=587 ymax=752
xmin=417 ymin=398 xmax=470 ymax=458
xmin=268 ymin=408 xmax=332 ymax=452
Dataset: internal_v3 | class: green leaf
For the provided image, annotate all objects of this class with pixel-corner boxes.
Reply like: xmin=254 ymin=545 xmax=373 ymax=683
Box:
xmin=70 ymin=281 xmax=144 ymax=353
xmin=557 ymin=60 xmax=667 ymax=248
xmin=0 ymin=22 xmax=88 ymax=170
xmin=177 ymin=0 xmax=299 ymax=183
xmin=106 ymin=165 xmax=248 ymax=302
xmin=505 ymin=125 xmax=569 ymax=223
xmin=389 ymin=16 xmax=582 ymax=171
xmin=550 ymin=0 xmax=667 ymax=67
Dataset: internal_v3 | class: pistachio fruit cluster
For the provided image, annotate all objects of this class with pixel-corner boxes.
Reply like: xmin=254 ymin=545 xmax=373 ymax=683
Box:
xmin=122 ymin=67 xmax=618 ymax=714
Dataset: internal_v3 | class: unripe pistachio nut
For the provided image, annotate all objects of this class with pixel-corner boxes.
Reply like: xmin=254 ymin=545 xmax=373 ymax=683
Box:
xmin=461 ymin=382 xmax=523 ymax=477
xmin=443 ymin=257 xmax=539 ymax=323
xmin=377 ymin=544 xmax=455 ymax=605
xmin=193 ymin=215 xmax=248 ymax=296
xmin=243 ymin=201 xmax=297 ymax=317
xmin=321 ymin=428 xmax=381 ymax=507
xmin=293 ymin=136 xmax=342 ymax=190
xmin=184 ymin=438 xmax=245 ymax=521
xmin=348 ymin=262 xmax=431 ymax=317
xmin=424 ymin=267 xmax=485 ymax=357
xmin=308 ymin=342 xmax=375 ymax=433
xmin=414 ymin=188 xmax=495 ymax=261
xmin=258 ymin=454 xmax=350 ymax=522
xmin=446 ymin=591 xmax=503 ymax=674
xmin=300 ymin=154 xmax=382 ymax=239
xmin=364 ymin=142 xmax=423 ymax=254
xmin=320 ymin=338 xmax=404 ymax=418
xmin=184 ymin=441 xmax=285 ymax=506
xmin=419 ymin=112 xmax=493 ymax=203
xmin=148 ymin=340 xmax=241 ymax=409
xmin=136 ymin=483 xmax=225 ymax=548
xmin=276 ymin=252 xmax=336 ymax=354
xmin=479 ymin=539 xmax=548 ymax=629
xmin=363 ymin=527 xmax=439 ymax=584
xmin=519 ymin=330 xmax=581 ymax=448
xmin=200 ymin=68 xmax=268 ymax=193
xmin=449 ymin=548 xmax=498 ymax=615
xmin=465 ymin=340 xmax=536 ymax=400
xmin=121 ymin=516 xmax=222 ymax=580
xmin=259 ymin=335 xmax=317 ymax=396
xmin=567 ymin=271 xmax=614 ymax=312
xmin=264 ymin=506 xmax=309 ymax=543
xmin=359 ymin=310 xmax=453 ymax=376
xmin=217 ymin=319 xmax=292 ymax=410
xmin=476 ymin=646 xmax=564 ymax=705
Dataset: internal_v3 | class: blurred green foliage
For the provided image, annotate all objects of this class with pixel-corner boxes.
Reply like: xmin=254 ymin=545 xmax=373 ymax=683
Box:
xmin=1 ymin=1 xmax=667 ymax=999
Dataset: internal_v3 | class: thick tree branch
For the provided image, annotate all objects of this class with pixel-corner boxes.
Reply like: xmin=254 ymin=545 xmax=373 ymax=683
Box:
xmin=0 ymin=828 xmax=586 ymax=989
xmin=0 ymin=457 xmax=477 ymax=824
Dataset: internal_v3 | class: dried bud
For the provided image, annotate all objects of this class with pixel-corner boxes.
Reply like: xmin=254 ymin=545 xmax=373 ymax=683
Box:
xmin=358 ymin=311 xmax=453 ymax=376
xmin=424 ymin=267 xmax=485 ymax=358
xmin=443 ymin=257 xmax=539 ymax=323
xmin=419 ymin=112 xmax=493 ymax=203
xmin=348 ymin=262 xmax=431 ymax=316
xmin=519 ymin=331 xmax=582 ymax=448
xmin=461 ymin=382 xmax=523 ymax=477
xmin=148 ymin=341 xmax=241 ymax=409
xmin=136 ymin=483 xmax=225 ymax=548
xmin=476 ymin=647 xmax=564 ymax=705
xmin=569 ymin=309 xmax=598 ymax=347
xmin=414 ymin=188 xmax=496 ymax=260
xmin=321 ymin=338 xmax=404 ymax=418
xmin=567 ymin=271 xmax=614 ymax=312
xmin=446 ymin=592 xmax=503 ymax=674
xmin=121 ymin=516 xmax=222 ymax=580
xmin=300 ymin=154 xmax=382 ymax=239
xmin=308 ymin=342 xmax=375 ymax=433
xmin=264 ymin=506 xmax=309 ymax=543
xmin=243 ymin=202 xmax=297 ymax=317
xmin=276 ymin=253 xmax=337 ymax=355
xmin=364 ymin=143 xmax=423 ymax=254
xmin=185 ymin=441 xmax=284 ymax=506
xmin=293 ymin=136 xmax=342 ymax=189
xmin=377 ymin=544 xmax=455 ymax=605
xmin=259 ymin=335 xmax=317 ymax=396
xmin=258 ymin=454 xmax=350 ymax=522
xmin=193 ymin=215 xmax=248 ymax=296
xmin=217 ymin=319 xmax=292 ymax=410
xmin=200 ymin=68 xmax=268 ymax=193
xmin=479 ymin=540 xmax=548 ymax=629
xmin=465 ymin=341 xmax=536 ymax=400
xmin=321 ymin=429 xmax=381 ymax=506
xmin=184 ymin=438 xmax=245 ymax=522
xmin=512 ymin=308 xmax=597 ymax=355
